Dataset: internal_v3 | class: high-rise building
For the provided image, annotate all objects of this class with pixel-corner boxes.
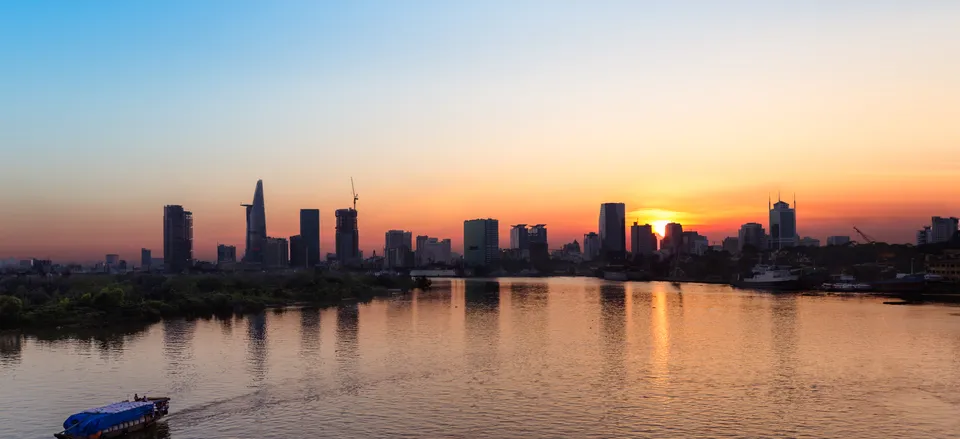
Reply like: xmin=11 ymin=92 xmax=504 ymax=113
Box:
xmin=769 ymin=198 xmax=798 ymax=249
xmin=738 ymin=223 xmax=766 ymax=251
xmin=510 ymin=224 xmax=529 ymax=252
xmin=799 ymin=237 xmax=820 ymax=247
xmin=583 ymin=232 xmax=601 ymax=261
xmin=263 ymin=237 xmax=289 ymax=268
xmin=384 ymin=230 xmax=413 ymax=269
xmin=630 ymin=222 xmax=657 ymax=256
xmin=415 ymin=236 xmax=453 ymax=267
xmin=289 ymin=235 xmax=306 ymax=267
xmin=464 ymin=219 xmax=499 ymax=267
xmin=528 ymin=224 xmax=549 ymax=266
xmin=163 ymin=205 xmax=193 ymax=273
xmin=242 ymin=180 xmax=267 ymax=264
xmin=335 ymin=208 xmax=360 ymax=265
xmin=599 ymin=203 xmax=626 ymax=261
xmin=140 ymin=248 xmax=151 ymax=269
xmin=931 ymin=216 xmax=959 ymax=243
xmin=662 ymin=222 xmax=684 ymax=253
xmin=681 ymin=231 xmax=708 ymax=255
xmin=106 ymin=254 xmax=120 ymax=267
xmin=217 ymin=244 xmax=237 ymax=264
xmin=300 ymin=209 xmax=321 ymax=267
xmin=722 ymin=237 xmax=739 ymax=254
xmin=917 ymin=226 xmax=932 ymax=246
xmin=826 ymin=236 xmax=851 ymax=246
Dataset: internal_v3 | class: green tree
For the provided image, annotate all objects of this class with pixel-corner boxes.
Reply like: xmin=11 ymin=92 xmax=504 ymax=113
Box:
xmin=0 ymin=295 xmax=23 ymax=327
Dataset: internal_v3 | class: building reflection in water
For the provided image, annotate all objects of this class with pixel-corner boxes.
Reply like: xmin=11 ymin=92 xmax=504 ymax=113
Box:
xmin=162 ymin=319 xmax=198 ymax=394
xmin=599 ymin=282 xmax=628 ymax=384
xmin=300 ymin=307 xmax=321 ymax=358
xmin=509 ymin=280 xmax=549 ymax=369
xmin=246 ymin=312 xmax=268 ymax=384
xmin=463 ymin=280 xmax=501 ymax=374
xmin=649 ymin=282 xmax=672 ymax=388
xmin=0 ymin=333 xmax=22 ymax=368
xmin=769 ymin=295 xmax=800 ymax=409
xmin=217 ymin=314 xmax=234 ymax=338
xmin=335 ymin=304 xmax=360 ymax=395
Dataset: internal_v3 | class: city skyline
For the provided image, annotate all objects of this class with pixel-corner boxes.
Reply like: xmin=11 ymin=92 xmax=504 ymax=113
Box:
xmin=2 ymin=1 xmax=959 ymax=261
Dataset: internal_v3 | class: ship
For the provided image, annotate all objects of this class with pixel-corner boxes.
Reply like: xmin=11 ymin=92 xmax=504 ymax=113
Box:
xmin=733 ymin=264 xmax=802 ymax=291
xmin=55 ymin=397 xmax=170 ymax=439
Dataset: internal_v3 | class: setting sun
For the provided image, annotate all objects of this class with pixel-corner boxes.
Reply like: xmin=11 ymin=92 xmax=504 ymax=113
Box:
xmin=652 ymin=220 xmax=671 ymax=237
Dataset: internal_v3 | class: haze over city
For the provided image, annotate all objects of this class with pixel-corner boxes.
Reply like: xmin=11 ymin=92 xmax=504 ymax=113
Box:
xmin=2 ymin=1 xmax=958 ymax=262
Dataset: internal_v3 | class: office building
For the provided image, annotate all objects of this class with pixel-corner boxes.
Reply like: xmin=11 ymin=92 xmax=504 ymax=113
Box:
xmin=722 ymin=237 xmax=739 ymax=254
xmin=917 ymin=226 xmax=932 ymax=246
xmin=931 ymin=216 xmax=959 ymax=243
xmin=528 ymin=224 xmax=549 ymax=266
xmin=163 ymin=205 xmax=193 ymax=273
xmin=416 ymin=236 xmax=453 ymax=266
xmin=289 ymin=235 xmax=306 ymax=267
xmin=384 ymin=230 xmax=413 ymax=269
xmin=630 ymin=222 xmax=657 ymax=256
xmin=661 ymin=222 xmax=684 ymax=253
xmin=263 ymin=237 xmax=289 ymax=268
xmin=769 ymin=198 xmax=798 ymax=248
xmin=583 ymin=232 xmax=602 ymax=262
xmin=300 ymin=209 xmax=321 ymax=267
xmin=599 ymin=203 xmax=626 ymax=261
xmin=510 ymin=224 xmax=529 ymax=253
xmin=738 ymin=223 xmax=766 ymax=251
xmin=241 ymin=180 xmax=267 ymax=264
xmin=217 ymin=244 xmax=237 ymax=264
xmin=826 ymin=236 xmax=851 ymax=246
xmin=140 ymin=249 xmax=151 ymax=269
xmin=335 ymin=208 xmax=360 ymax=265
xmin=464 ymin=219 xmax=499 ymax=267
xmin=105 ymin=254 xmax=120 ymax=268
xmin=681 ymin=231 xmax=708 ymax=255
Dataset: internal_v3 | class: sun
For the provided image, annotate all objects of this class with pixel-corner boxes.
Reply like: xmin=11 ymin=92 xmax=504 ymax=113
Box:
xmin=652 ymin=220 xmax=670 ymax=237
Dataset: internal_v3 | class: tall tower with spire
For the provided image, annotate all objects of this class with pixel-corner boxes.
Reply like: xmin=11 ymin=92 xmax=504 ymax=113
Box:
xmin=769 ymin=193 xmax=797 ymax=249
xmin=242 ymin=179 xmax=267 ymax=263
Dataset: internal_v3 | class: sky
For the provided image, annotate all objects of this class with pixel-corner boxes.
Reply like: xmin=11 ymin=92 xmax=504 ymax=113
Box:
xmin=1 ymin=1 xmax=958 ymax=263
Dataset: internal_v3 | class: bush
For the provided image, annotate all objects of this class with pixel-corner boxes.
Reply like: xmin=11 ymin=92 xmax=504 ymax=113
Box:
xmin=93 ymin=287 xmax=125 ymax=310
xmin=0 ymin=295 xmax=23 ymax=327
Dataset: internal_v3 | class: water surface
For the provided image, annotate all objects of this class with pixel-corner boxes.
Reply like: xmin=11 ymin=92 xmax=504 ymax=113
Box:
xmin=3 ymin=278 xmax=960 ymax=438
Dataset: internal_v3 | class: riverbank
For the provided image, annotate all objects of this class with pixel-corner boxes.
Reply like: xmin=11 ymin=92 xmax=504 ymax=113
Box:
xmin=0 ymin=271 xmax=412 ymax=331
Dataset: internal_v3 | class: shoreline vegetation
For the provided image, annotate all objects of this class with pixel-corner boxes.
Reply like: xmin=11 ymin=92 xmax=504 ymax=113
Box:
xmin=0 ymin=271 xmax=422 ymax=331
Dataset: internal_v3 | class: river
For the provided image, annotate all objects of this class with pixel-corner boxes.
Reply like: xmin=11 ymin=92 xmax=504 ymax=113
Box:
xmin=3 ymin=278 xmax=960 ymax=438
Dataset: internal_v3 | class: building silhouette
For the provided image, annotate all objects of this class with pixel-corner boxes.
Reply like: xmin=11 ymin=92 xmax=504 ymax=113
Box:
xmin=510 ymin=224 xmax=529 ymax=257
xmin=242 ymin=180 xmax=267 ymax=264
xmin=217 ymin=244 xmax=237 ymax=264
xmin=583 ymin=232 xmax=601 ymax=261
xmin=140 ymin=248 xmax=151 ymax=269
xmin=335 ymin=208 xmax=360 ymax=265
xmin=464 ymin=219 xmax=499 ymax=267
xmin=289 ymin=235 xmax=306 ymax=267
xmin=630 ymin=222 xmax=657 ymax=256
xmin=826 ymin=235 xmax=851 ymax=246
xmin=662 ymin=222 xmax=683 ymax=253
xmin=384 ymin=230 xmax=413 ymax=269
xmin=263 ymin=237 xmax=288 ymax=268
xmin=415 ymin=236 xmax=452 ymax=266
xmin=738 ymin=222 xmax=766 ymax=251
xmin=300 ymin=209 xmax=321 ymax=267
xmin=931 ymin=216 xmax=959 ymax=243
xmin=528 ymin=224 xmax=549 ymax=266
xmin=722 ymin=237 xmax=739 ymax=253
xmin=599 ymin=203 xmax=626 ymax=261
xmin=769 ymin=197 xmax=798 ymax=249
xmin=163 ymin=205 xmax=193 ymax=273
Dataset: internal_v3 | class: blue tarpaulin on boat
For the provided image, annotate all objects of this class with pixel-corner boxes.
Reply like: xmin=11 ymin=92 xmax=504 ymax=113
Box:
xmin=63 ymin=401 xmax=154 ymax=436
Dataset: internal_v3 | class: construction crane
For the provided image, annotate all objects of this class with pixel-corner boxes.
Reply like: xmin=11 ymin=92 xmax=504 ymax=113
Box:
xmin=853 ymin=226 xmax=875 ymax=244
xmin=351 ymin=177 xmax=358 ymax=210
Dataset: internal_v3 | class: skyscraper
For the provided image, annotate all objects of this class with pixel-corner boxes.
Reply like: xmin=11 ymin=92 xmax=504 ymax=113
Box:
xmin=242 ymin=180 xmax=267 ymax=264
xmin=931 ymin=216 xmax=959 ymax=243
xmin=335 ymin=208 xmax=360 ymax=265
xmin=510 ymin=224 xmax=529 ymax=251
xmin=662 ymin=222 xmax=684 ymax=253
xmin=599 ymin=203 xmax=626 ymax=261
xmin=217 ymin=244 xmax=237 ymax=264
xmin=528 ymin=224 xmax=549 ymax=266
xmin=464 ymin=219 xmax=499 ymax=267
xmin=415 ymin=235 xmax=452 ymax=267
xmin=583 ymin=232 xmax=601 ymax=261
xmin=289 ymin=235 xmax=306 ymax=267
xmin=300 ymin=209 xmax=321 ymax=267
xmin=140 ymin=248 xmax=151 ymax=269
xmin=384 ymin=230 xmax=413 ymax=269
xmin=163 ymin=205 xmax=193 ymax=273
xmin=630 ymin=222 xmax=657 ymax=256
xmin=263 ymin=237 xmax=289 ymax=268
xmin=769 ymin=197 xmax=798 ymax=249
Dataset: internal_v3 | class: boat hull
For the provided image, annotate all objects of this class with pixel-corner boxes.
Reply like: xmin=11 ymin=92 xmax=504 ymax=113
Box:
xmin=56 ymin=397 xmax=169 ymax=439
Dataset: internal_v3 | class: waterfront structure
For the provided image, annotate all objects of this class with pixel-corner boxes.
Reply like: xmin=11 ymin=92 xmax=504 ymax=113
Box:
xmin=738 ymin=223 xmax=766 ymax=251
xmin=722 ymin=237 xmax=739 ymax=254
xmin=599 ymin=203 xmax=626 ymax=261
xmin=661 ymin=222 xmax=684 ymax=253
xmin=300 ymin=209 xmax=321 ymax=267
xmin=464 ymin=219 xmax=499 ymax=267
xmin=931 ymin=216 xmax=959 ymax=243
xmin=927 ymin=250 xmax=960 ymax=282
xmin=769 ymin=198 xmax=798 ymax=248
xmin=799 ymin=237 xmax=820 ymax=247
xmin=415 ymin=236 xmax=452 ymax=266
xmin=826 ymin=236 xmax=851 ymax=246
xmin=140 ymin=249 xmax=151 ymax=269
xmin=241 ymin=180 xmax=267 ymax=264
xmin=289 ymin=235 xmax=306 ymax=267
xmin=583 ymin=232 xmax=601 ymax=262
xmin=263 ymin=237 xmax=289 ymax=268
xmin=163 ymin=205 xmax=193 ymax=273
xmin=217 ymin=244 xmax=237 ymax=264
xmin=335 ymin=208 xmax=360 ymax=265
xmin=384 ymin=230 xmax=414 ymax=269
xmin=630 ymin=222 xmax=657 ymax=256
xmin=510 ymin=224 xmax=529 ymax=255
